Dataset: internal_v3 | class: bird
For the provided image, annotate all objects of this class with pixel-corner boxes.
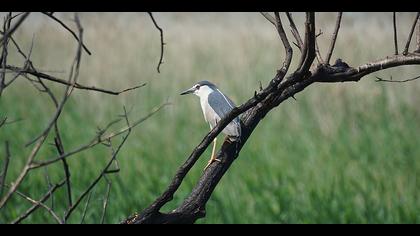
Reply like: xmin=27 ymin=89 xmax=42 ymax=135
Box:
xmin=180 ymin=80 xmax=241 ymax=170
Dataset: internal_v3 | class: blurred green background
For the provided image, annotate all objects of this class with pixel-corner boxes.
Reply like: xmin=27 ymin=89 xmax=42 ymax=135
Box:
xmin=0 ymin=12 xmax=419 ymax=223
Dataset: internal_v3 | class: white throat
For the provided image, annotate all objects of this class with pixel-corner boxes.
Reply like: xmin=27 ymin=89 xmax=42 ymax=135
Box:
xmin=194 ymin=85 xmax=215 ymax=99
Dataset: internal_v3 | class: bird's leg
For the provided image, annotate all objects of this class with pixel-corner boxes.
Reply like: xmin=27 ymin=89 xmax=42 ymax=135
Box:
xmin=204 ymin=137 xmax=221 ymax=170
xmin=224 ymin=136 xmax=233 ymax=144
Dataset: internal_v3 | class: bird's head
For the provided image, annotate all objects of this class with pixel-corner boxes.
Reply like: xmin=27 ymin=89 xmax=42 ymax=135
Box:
xmin=180 ymin=80 xmax=217 ymax=97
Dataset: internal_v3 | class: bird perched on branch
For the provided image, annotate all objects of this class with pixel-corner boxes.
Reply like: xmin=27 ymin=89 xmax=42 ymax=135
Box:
xmin=180 ymin=80 xmax=241 ymax=170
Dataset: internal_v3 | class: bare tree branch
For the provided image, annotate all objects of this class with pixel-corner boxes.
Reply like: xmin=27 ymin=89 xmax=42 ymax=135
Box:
xmin=325 ymin=12 xmax=342 ymax=64
xmin=54 ymin=137 xmax=72 ymax=207
xmin=393 ymin=12 xmax=399 ymax=55
xmin=375 ymin=74 xmax=420 ymax=83
xmin=12 ymin=186 xmax=63 ymax=224
xmin=260 ymin=12 xmax=276 ymax=26
xmin=403 ymin=12 xmax=420 ymax=55
xmin=4 ymin=65 xmax=145 ymax=95
xmin=124 ymin=12 xmax=420 ymax=224
xmin=80 ymin=188 xmax=94 ymax=224
xmin=148 ymin=12 xmax=165 ymax=73
xmin=28 ymin=102 xmax=169 ymax=170
xmin=315 ymin=29 xmax=325 ymax=64
xmin=0 ymin=13 xmax=84 ymax=210
xmin=0 ymin=12 xmax=30 ymax=46
xmin=285 ymin=12 xmax=303 ymax=51
xmin=0 ymin=141 xmax=11 ymax=198
xmin=64 ymin=110 xmax=131 ymax=222
xmin=101 ymin=177 xmax=112 ymax=224
xmin=1 ymin=11 xmax=168 ymax=224
xmin=0 ymin=13 xmax=12 ymax=96
xmin=12 ymin=180 xmax=65 ymax=224
xmin=415 ymin=14 xmax=420 ymax=53
xmin=41 ymin=12 xmax=91 ymax=55
xmin=123 ymin=12 xmax=298 ymax=224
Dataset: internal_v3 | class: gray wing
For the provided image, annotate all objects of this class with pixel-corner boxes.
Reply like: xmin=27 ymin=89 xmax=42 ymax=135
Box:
xmin=208 ymin=89 xmax=240 ymax=124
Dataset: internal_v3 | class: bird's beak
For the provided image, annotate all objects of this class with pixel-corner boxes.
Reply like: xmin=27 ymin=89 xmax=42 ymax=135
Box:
xmin=180 ymin=87 xmax=195 ymax=95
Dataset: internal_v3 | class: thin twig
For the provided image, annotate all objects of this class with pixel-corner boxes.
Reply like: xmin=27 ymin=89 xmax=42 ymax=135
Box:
xmin=315 ymin=29 xmax=324 ymax=64
xmin=393 ymin=12 xmax=399 ymax=55
xmin=43 ymin=166 xmax=55 ymax=210
xmin=0 ymin=12 xmax=30 ymax=47
xmin=101 ymin=178 xmax=112 ymax=224
xmin=260 ymin=12 xmax=276 ymax=26
xmin=403 ymin=12 xmax=420 ymax=55
xmin=80 ymin=189 xmax=94 ymax=224
xmin=375 ymin=75 xmax=420 ymax=83
xmin=29 ymin=102 xmax=169 ymax=169
xmin=12 ymin=180 xmax=65 ymax=224
xmin=147 ymin=12 xmax=164 ymax=73
xmin=325 ymin=12 xmax=342 ymax=64
xmin=41 ymin=12 xmax=91 ymax=55
xmin=0 ymin=141 xmax=11 ymax=198
xmin=416 ymin=15 xmax=420 ymax=53
xmin=285 ymin=12 xmax=303 ymax=51
xmin=64 ymin=112 xmax=132 ymax=221
xmin=13 ymin=187 xmax=63 ymax=224
xmin=0 ymin=13 xmax=11 ymax=96
xmin=4 ymin=65 xmax=146 ymax=95
xmin=0 ymin=13 xmax=84 ymax=210
xmin=54 ymin=137 xmax=72 ymax=207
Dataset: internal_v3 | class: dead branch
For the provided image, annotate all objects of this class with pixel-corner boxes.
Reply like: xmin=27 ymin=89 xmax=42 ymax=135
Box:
xmin=260 ymin=12 xmax=276 ymax=26
xmin=315 ymin=29 xmax=325 ymax=64
xmin=0 ymin=141 xmax=11 ymax=198
xmin=148 ymin=12 xmax=165 ymax=73
xmin=12 ymin=180 xmax=65 ymax=224
xmin=4 ymin=65 xmax=146 ymax=95
xmin=0 ymin=12 xmax=84 ymax=210
xmin=28 ymin=102 xmax=169 ymax=170
xmin=41 ymin=12 xmax=91 ymax=55
xmin=285 ymin=12 xmax=303 ymax=51
xmin=325 ymin=12 xmax=342 ymax=64
xmin=393 ymin=12 xmax=398 ymax=55
xmin=375 ymin=74 xmax=420 ymax=83
xmin=403 ymin=12 xmax=420 ymax=55
xmin=64 ymin=109 xmax=132 ymax=222
xmin=13 ymin=188 xmax=63 ymax=224
xmin=0 ymin=12 xmax=168 ymax=224
xmin=415 ymin=13 xmax=420 ymax=53
xmin=0 ymin=12 xmax=30 ymax=47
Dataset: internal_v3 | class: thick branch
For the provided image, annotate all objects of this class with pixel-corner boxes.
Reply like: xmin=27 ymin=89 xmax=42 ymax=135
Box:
xmin=123 ymin=11 xmax=297 ymax=225
xmin=124 ymin=52 xmax=420 ymax=226
xmin=315 ymin=54 xmax=420 ymax=83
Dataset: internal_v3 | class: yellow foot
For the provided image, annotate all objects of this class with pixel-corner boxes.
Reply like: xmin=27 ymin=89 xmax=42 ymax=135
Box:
xmin=204 ymin=157 xmax=221 ymax=170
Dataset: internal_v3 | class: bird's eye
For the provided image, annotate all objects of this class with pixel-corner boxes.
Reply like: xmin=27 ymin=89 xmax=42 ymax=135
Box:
xmin=195 ymin=85 xmax=200 ymax=89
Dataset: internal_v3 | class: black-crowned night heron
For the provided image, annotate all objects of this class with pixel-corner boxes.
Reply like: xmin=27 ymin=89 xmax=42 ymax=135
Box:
xmin=180 ymin=80 xmax=241 ymax=170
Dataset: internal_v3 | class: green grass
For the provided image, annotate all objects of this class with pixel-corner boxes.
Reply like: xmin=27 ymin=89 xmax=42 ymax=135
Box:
xmin=0 ymin=12 xmax=419 ymax=223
